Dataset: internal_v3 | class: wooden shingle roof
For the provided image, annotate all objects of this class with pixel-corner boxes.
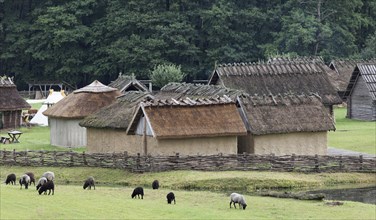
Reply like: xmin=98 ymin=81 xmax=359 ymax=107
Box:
xmin=209 ymin=59 xmax=342 ymax=105
xmin=344 ymin=64 xmax=376 ymax=101
xmin=0 ymin=76 xmax=31 ymax=111
xmin=108 ymin=74 xmax=148 ymax=93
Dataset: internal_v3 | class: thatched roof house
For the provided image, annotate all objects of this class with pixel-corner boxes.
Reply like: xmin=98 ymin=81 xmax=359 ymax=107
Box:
xmin=43 ymin=80 xmax=121 ymax=147
xmin=343 ymin=64 xmax=376 ymax=121
xmin=208 ymin=60 xmax=342 ymax=109
xmin=0 ymin=76 xmax=31 ymax=129
xmin=238 ymin=93 xmax=335 ymax=155
xmin=108 ymin=74 xmax=149 ymax=93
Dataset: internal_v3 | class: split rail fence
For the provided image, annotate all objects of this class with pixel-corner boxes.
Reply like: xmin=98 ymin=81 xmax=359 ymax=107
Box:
xmin=1 ymin=149 xmax=375 ymax=173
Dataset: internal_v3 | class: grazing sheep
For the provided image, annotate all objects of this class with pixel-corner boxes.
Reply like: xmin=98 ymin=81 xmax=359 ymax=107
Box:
xmin=229 ymin=193 xmax=247 ymax=210
xmin=83 ymin=177 xmax=95 ymax=190
xmin=131 ymin=187 xmax=144 ymax=199
xmin=19 ymin=174 xmax=31 ymax=189
xmin=42 ymin=171 xmax=55 ymax=182
xmin=38 ymin=181 xmax=54 ymax=195
xmin=5 ymin=173 xmax=16 ymax=185
xmin=166 ymin=192 xmax=176 ymax=204
xmin=152 ymin=180 xmax=159 ymax=190
xmin=25 ymin=172 xmax=35 ymax=186
xmin=36 ymin=177 xmax=48 ymax=190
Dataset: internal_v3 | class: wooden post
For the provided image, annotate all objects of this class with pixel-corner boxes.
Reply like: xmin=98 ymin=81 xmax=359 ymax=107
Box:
xmin=291 ymin=153 xmax=295 ymax=171
xmin=270 ymin=153 xmax=275 ymax=170
xmin=123 ymin=151 xmax=128 ymax=169
xmin=2 ymin=148 xmax=6 ymax=161
xmin=339 ymin=155 xmax=343 ymax=171
xmin=314 ymin=154 xmax=319 ymax=172
xmin=25 ymin=150 xmax=29 ymax=166
xmin=83 ymin=151 xmax=87 ymax=166
xmin=136 ymin=153 xmax=141 ymax=171
xmin=112 ymin=152 xmax=117 ymax=168
xmin=40 ymin=151 xmax=44 ymax=165
xmin=70 ymin=150 xmax=74 ymax=166
xmin=143 ymin=117 xmax=147 ymax=156
xmin=13 ymin=149 xmax=16 ymax=163
xmin=359 ymin=155 xmax=363 ymax=171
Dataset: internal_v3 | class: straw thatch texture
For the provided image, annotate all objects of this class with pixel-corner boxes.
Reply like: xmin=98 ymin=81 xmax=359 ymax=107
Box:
xmin=156 ymin=82 xmax=247 ymax=100
xmin=80 ymin=91 xmax=153 ymax=129
xmin=0 ymin=76 xmax=31 ymax=111
xmin=131 ymin=97 xmax=247 ymax=139
xmin=209 ymin=61 xmax=342 ymax=105
xmin=43 ymin=81 xmax=121 ymax=119
xmin=241 ymin=94 xmax=335 ymax=135
xmin=108 ymin=74 xmax=148 ymax=93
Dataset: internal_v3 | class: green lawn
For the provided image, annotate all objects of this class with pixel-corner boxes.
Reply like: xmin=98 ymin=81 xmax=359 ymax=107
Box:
xmin=329 ymin=107 xmax=376 ymax=155
xmin=1 ymin=166 xmax=375 ymax=220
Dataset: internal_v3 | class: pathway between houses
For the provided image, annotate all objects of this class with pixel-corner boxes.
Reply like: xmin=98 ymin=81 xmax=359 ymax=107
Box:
xmin=328 ymin=147 xmax=375 ymax=159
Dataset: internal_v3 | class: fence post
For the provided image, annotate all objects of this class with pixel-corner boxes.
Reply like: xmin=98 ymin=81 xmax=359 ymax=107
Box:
xmin=339 ymin=155 xmax=343 ymax=171
xmin=291 ymin=153 xmax=295 ymax=171
xmin=136 ymin=153 xmax=141 ymax=171
xmin=70 ymin=150 xmax=74 ymax=166
xmin=112 ymin=152 xmax=117 ymax=168
xmin=270 ymin=153 xmax=275 ymax=170
xmin=13 ymin=149 xmax=16 ymax=164
xmin=53 ymin=151 xmax=57 ymax=166
xmin=83 ymin=151 xmax=87 ymax=166
xmin=2 ymin=149 xmax=6 ymax=162
xmin=359 ymin=155 xmax=363 ymax=171
xmin=314 ymin=154 xmax=319 ymax=172
xmin=25 ymin=150 xmax=29 ymax=166
xmin=123 ymin=151 xmax=128 ymax=169
xmin=40 ymin=151 xmax=44 ymax=165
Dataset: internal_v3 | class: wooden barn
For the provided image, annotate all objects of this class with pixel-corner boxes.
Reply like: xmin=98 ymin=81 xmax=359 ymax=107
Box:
xmin=208 ymin=60 xmax=342 ymax=116
xmin=43 ymin=80 xmax=121 ymax=147
xmin=108 ymin=73 xmax=149 ymax=93
xmin=343 ymin=64 xmax=376 ymax=121
xmin=0 ymin=76 xmax=31 ymax=129
xmin=238 ymin=94 xmax=335 ymax=155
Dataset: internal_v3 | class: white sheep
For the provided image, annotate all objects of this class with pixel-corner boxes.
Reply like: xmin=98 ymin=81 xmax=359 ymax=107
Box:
xmin=229 ymin=193 xmax=247 ymax=210
xmin=42 ymin=171 xmax=55 ymax=181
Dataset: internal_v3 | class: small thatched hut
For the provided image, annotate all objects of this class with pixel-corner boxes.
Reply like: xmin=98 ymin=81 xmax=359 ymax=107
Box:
xmin=43 ymin=80 xmax=121 ymax=147
xmin=0 ymin=76 xmax=31 ymax=129
xmin=208 ymin=59 xmax=342 ymax=116
xmin=343 ymin=64 xmax=376 ymax=121
xmin=108 ymin=73 xmax=149 ymax=93
xmin=238 ymin=94 xmax=335 ymax=155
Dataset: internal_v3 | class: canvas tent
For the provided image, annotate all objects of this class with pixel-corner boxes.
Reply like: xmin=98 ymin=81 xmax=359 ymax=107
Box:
xmin=29 ymin=90 xmax=66 ymax=126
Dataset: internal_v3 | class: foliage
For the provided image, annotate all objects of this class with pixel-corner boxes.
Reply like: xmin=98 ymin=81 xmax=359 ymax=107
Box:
xmin=0 ymin=0 xmax=375 ymax=89
xmin=150 ymin=63 xmax=185 ymax=88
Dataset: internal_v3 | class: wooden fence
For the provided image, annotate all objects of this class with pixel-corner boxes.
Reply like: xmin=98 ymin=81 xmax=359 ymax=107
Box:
xmin=1 ymin=149 xmax=375 ymax=173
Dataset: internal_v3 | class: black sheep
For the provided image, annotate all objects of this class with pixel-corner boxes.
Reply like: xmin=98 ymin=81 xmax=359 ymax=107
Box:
xmin=25 ymin=172 xmax=35 ymax=186
xmin=5 ymin=173 xmax=16 ymax=185
xmin=38 ymin=181 xmax=54 ymax=195
xmin=36 ymin=177 xmax=47 ymax=191
xmin=152 ymin=180 xmax=159 ymax=190
xmin=166 ymin=192 xmax=176 ymax=204
xmin=131 ymin=187 xmax=144 ymax=199
xmin=83 ymin=176 xmax=95 ymax=190
xmin=19 ymin=174 xmax=31 ymax=189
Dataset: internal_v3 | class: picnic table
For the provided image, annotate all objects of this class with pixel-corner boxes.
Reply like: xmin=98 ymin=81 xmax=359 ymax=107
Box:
xmin=8 ymin=130 xmax=23 ymax=143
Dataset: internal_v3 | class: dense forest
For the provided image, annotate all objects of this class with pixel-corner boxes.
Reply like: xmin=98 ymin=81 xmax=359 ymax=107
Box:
xmin=0 ymin=0 xmax=375 ymax=89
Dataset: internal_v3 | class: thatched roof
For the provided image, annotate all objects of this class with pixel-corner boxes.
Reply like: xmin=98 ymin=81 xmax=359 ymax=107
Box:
xmin=0 ymin=76 xmax=31 ymax=111
xmin=208 ymin=60 xmax=342 ymax=105
xmin=240 ymin=93 xmax=335 ymax=135
xmin=43 ymin=80 xmax=121 ymax=119
xmin=79 ymin=91 xmax=153 ymax=129
xmin=344 ymin=64 xmax=376 ymax=101
xmin=156 ymin=82 xmax=247 ymax=100
xmin=329 ymin=59 xmax=376 ymax=96
xmin=108 ymin=74 xmax=148 ymax=93
xmin=127 ymin=97 xmax=247 ymax=139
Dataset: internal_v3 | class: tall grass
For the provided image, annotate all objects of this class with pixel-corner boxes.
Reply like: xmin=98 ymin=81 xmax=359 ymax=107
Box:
xmin=328 ymin=107 xmax=376 ymax=155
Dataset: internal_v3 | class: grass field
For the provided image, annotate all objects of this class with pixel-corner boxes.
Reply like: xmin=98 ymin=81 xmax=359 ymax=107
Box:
xmin=1 ymin=166 xmax=375 ymax=220
xmin=328 ymin=107 xmax=376 ymax=155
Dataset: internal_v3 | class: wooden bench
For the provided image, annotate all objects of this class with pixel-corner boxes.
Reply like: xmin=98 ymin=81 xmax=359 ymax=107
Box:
xmin=1 ymin=136 xmax=10 ymax=144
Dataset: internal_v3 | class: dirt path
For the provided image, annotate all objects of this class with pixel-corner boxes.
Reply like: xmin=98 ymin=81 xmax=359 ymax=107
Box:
xmin=328 ymin=147 xmax=375 ymax=159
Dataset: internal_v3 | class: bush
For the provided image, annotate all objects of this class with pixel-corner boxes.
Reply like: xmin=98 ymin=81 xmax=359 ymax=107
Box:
xmin=150 ymin=64 xmax=185 ymax=88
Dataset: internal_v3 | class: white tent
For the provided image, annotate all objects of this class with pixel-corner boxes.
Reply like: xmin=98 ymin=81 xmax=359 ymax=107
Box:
xmin=30 ymin=91 xmax=65 ymax=126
